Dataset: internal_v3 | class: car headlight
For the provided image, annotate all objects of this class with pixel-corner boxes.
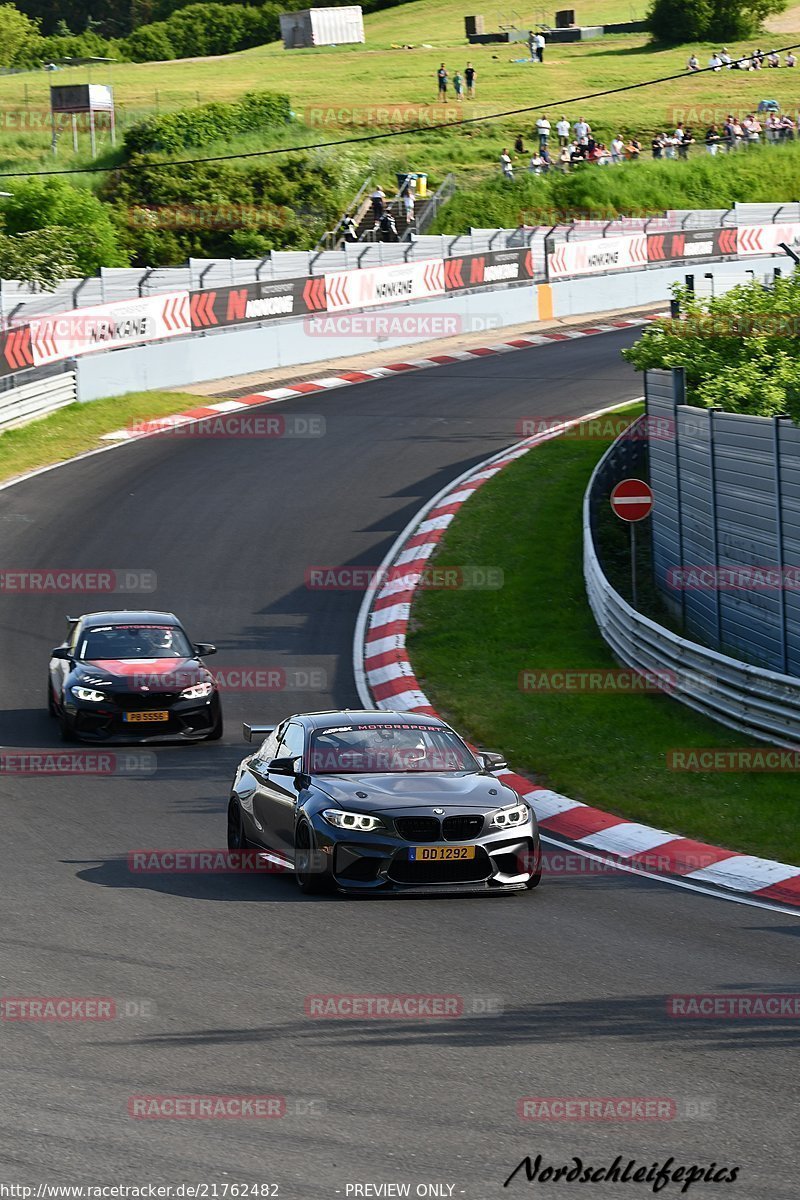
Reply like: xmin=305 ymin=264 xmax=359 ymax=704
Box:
xmin=322 ymin=809 xmax=384 ymax=832
xmin=181 ymin=681 xmax=214 ymax=700
xmin=71 ymin=686 xmax=107 ymax=703
xmin=491 ymin=802 xmax=529 ymax=828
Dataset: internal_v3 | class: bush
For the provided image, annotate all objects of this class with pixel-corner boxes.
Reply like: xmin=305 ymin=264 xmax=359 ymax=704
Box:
xmin=0 ymin=4 xmax=41 ymax=68
xmin=123 ymin=90 xmax=291 ymax=154
xmin=125 ymin=2 xmax=280 ymax=61
xmin=0 ymin=227 xmax=78 ymax=288
xmin=0 ymin=180 xmax=127 ymax=274
xmin=103 ymin=152 xmax=344 ymax=263
xmin=647 ymin=0 xmax=786 ymax=44
xmin=14 ymin=30 xmax=127 ymax=68
xmin=622 ymin=276 xmax=800 ymax=420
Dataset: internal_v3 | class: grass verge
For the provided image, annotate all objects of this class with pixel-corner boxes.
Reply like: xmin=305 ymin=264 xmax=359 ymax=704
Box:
xmin=0 ymin=390 xmax=203 ymax=484
xmin=408 ymin=410 xmax=800 ymax=864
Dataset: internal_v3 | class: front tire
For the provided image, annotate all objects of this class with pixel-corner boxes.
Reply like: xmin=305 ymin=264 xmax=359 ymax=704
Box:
xmin=47 ymin=680 xmax=57 ymax=717
xmin=227 ymin=798 xmax=249 ymax=851
xmin=205 ymin=706 xmax=223 ymax=741
xmin=295 ymin=820 xmax=335 ymax=895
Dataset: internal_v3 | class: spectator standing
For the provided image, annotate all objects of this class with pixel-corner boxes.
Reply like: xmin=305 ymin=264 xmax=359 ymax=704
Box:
xmin=625 ymin=136 xmax=641 ymax=160
xmin=340 ymin=214 xmax=358 ymax=244
xmin=528 ymin=152 xmax=545 ymax=174
xmin=663 ymin=131 xmax=678 ymax=159
xmin=379 ymin=211 xmax=398 ymax=242
xmin=556 ymin=115 xmax=570 ymax=147
xmin=558 ymin=143 xmax=571 ymax=170
xmin=437 ymin=63 xmax=448 ymax=102
xmin=400 ymin=175 xmax=415 ymax=223
xmin=781 ymin=114 xmax=795 ymax=140
xmin=652 ymin=132 xmax=664 ymax=159
xmin=723 ymin=114 xmax=737 ymax=150
xmin=453 ymin=69 xmax=463 ymax=100
xmin=742 ymin=113 xmax=761 ymax=144
xmin=536 ymin=114 xmax=551 ymax=149
xmin=370 ymin=185 xmax=386 ymax=223
xmin=574 ymin=116 xmax=590 ymax=141
xmin=610 ymin=134 xmax=625 ymax=163
xmin=766 ymin=113 xmax=780 ymax=143
xmin=527 ymin=30 xmax=536 ymax=60
xmin=464 ymin=62 xmax=476 ymax=96
xmin=705 ymin=124 xmax=720 ymax=154
xmin=679 ymin=127 xmax=694 ymax=158
xmin=500 ymin=147 xmax=514 ymax=179
xmin=535 ymin=32 xmax=545 ymax=63
xmin=687 ymin=53 xmax=699 ymax=71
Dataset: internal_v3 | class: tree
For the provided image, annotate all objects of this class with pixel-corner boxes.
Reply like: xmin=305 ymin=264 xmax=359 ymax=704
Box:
xmin=0 ymin=180 xmax=127 ymax=274
xmin=647 ymin=0 xmax=786 ymax=43
xmin=0 ymin=228 xmax=78 ymax=289
xmin=0 ymin=4 xmax=41 ymax=67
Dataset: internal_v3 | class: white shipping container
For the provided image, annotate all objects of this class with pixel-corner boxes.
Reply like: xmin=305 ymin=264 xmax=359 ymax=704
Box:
xmin=279 ymin=6 xmax=365 ymax=48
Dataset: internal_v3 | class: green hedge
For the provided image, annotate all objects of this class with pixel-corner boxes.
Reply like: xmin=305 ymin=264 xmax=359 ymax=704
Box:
xmin=123 ymin=90 xmax=291 ymax=155
xmin=125 ymin=2 xmax=281 ymax=61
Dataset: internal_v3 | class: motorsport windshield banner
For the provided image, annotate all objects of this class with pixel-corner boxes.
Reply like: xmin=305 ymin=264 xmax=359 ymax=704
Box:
xmin=189 ymin=275 xmax=327 ymax=330
xmin=444 ymin=248 xmax=534 ymax=291
xmin=646 ymin=227 xmax=738 ymax=263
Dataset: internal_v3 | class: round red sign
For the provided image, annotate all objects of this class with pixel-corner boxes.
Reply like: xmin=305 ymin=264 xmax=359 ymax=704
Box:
xmin=610 ymin=478 xmax=654 ymax=523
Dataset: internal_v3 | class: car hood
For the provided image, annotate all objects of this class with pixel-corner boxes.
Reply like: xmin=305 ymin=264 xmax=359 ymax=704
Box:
xmin=313 ymin=772 xmax=519 ymax=812
xmin=72 ymin=657 xmax=212 ymax=691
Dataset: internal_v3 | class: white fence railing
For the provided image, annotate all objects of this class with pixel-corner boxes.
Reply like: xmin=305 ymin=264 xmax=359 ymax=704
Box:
xmin=584 ymin=419 xmax=800 ymax=747
xmin=0 ymin=370 xmax=77 ymax=431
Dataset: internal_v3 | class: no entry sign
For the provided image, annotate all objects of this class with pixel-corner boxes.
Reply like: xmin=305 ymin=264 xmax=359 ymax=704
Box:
xmin=610 ymin=478 xmax=654 ymax=523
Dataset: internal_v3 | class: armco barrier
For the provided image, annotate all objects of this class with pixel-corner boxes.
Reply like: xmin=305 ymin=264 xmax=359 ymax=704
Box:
xmin=0 ymin=369 xmax=76 ymax=430
xmin=584 ymin=416 xmax=800 ymax=747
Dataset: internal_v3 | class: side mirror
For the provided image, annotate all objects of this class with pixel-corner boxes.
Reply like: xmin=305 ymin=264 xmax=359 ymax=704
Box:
xmin=194 ymin=643 xmax=217 ymax=657
xmin=268 ymin=756 xmax=301 ymax=776
xmin=481 ymin=751 xmax=507 ymax=771
xmin=51 ymin=646 xmax=72 ymax=660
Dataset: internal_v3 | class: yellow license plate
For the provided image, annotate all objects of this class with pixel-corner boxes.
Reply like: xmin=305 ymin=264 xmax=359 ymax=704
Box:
xmin=123 ymin=711 xmax=169 ymax=723
xmin=410 ymin=845 xmax=476 ymax=861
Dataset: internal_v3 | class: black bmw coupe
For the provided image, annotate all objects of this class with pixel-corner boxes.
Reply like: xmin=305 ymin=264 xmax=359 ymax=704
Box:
xmin=47 ymin=610 xmax=222 ymax=742
xmin=227 ymin=709 xmax=541 ymax=895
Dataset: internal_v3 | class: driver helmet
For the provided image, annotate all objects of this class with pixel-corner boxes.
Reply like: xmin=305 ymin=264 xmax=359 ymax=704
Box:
xmin=143 ymin=627 xmax=174 ymax=653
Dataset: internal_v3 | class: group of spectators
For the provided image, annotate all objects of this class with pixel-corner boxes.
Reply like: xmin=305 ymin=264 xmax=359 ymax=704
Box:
xmin=688 ymin=47 xmax=797 ymax=71
xmin=436 ymin=62 xmax=477 ymax=101
xmin=499 ymin=102 xmax=800 ymax=177
xmin=500 ymin=116 xmax=643 ymax=177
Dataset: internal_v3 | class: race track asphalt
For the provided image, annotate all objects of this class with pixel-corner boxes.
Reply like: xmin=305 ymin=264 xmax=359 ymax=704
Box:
xmin=0 ymin=329 xmax=797 ymax=1199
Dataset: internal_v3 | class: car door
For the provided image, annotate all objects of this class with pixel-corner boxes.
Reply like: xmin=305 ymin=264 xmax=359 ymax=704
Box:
xmin=251 ymin=721 xmax=306 ymax=857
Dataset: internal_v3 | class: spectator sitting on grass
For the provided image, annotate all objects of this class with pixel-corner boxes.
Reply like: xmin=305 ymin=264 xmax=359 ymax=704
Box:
xmin=687 ymin=53 xmax=700 ymax=71
xmin=514 ymin=132 xmax=527 ymax=154
xmin=709 ymin=52 xmax=722 ymax=70
xmin=786 ymin=51 xmax=796 ymax=67
xmin=768 ymin=50 xmax=780 ymax=68
xmin=720 ymin=48 xmax=732 ymax=67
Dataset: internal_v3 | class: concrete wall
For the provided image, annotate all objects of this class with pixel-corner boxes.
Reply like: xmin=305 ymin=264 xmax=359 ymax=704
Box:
xmin=75 ymin=254 xmax=781 ymax=402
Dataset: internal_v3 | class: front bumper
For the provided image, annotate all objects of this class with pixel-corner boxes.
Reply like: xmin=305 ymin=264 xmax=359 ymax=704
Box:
xmin=309 ymin=815 xmax=540 ymax=893
xmin=64 ymin=692 xmax=221 ymax=743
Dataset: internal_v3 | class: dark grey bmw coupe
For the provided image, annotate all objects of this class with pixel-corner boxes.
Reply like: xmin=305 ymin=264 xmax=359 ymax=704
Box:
xmin=227 ymin=709 xmax=541 ymax=895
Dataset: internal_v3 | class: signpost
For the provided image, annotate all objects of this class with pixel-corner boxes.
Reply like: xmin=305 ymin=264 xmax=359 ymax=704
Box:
xmin=610 ymin=478 xmax=654 ymax=609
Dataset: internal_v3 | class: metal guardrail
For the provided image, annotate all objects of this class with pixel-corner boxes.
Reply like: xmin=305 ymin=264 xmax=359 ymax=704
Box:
xmin=0 ymin=368 xmax=77 ymax=430
xmin=584 ymin=415 xmax=800 ymax=747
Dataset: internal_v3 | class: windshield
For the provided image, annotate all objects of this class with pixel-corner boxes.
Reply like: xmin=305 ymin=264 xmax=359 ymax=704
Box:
xmin=78 ymin=624 xmax=193 ymax=661
xmin=309 ymin=723 xmax=479 ymax=774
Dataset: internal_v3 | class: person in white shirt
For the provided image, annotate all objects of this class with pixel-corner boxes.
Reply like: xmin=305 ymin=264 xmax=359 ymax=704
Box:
xmin=573 ymin=117 xmax=590 ymax=141
xmin=742 ymin=114 xmax=761 ymax=143
xmin=500 ymin=148 xmax=514 ymax=179
xmin=709 ymin=53 xmax=722 ymax=70
xmin=528 ymin=153 xmax=544 ymax=174
xmin=786 ymin=51 xmax=796 ymax=66
xmin=610 ymin=135 xmax=625 ymax=163
xmin=556 ymin=116 xmax=570 ymax=146
xmin=720 ymin=48 xmax=731 ymax=67
xmin=534 ymin=32 xmax=545 ymax=63
xmin=535 ymin=114 xmax=551 ymax=149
